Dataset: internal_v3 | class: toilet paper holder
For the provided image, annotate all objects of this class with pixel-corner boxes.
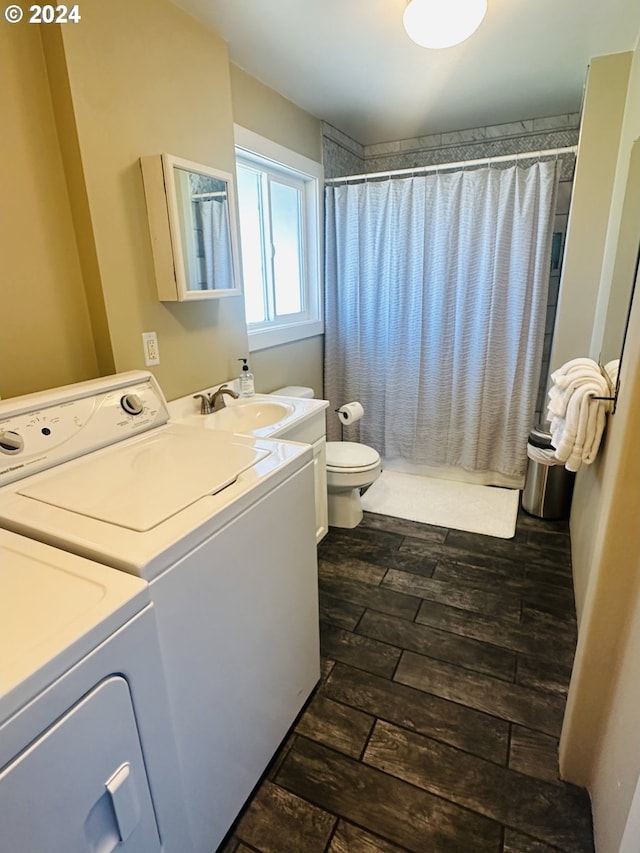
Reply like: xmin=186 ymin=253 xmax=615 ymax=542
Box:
xmin=335 ymin=401 xmax=364 ymax=438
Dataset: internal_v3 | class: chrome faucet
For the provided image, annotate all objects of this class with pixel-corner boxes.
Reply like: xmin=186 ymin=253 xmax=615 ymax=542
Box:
xmin=193 ymin=384 xmax=240 ymax=414
xmin=193 ymin=393 xmax=214 ymax=415
xmin=210 ymin=384 xmax=240 ymax=411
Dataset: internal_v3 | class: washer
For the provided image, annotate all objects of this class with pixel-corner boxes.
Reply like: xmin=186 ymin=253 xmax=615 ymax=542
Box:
xmin=0 ymin=371 xmax=320 ymax=853
xmin=0 ymin=528 xmax=191 ymax=853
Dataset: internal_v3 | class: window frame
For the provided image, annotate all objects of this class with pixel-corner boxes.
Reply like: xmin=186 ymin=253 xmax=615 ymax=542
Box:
xmin=234 ymin=125 xmax=324 ymax=351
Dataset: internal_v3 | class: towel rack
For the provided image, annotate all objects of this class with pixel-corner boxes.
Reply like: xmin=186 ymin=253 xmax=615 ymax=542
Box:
xmin=590 ymin=361 xmax=618 ymax=411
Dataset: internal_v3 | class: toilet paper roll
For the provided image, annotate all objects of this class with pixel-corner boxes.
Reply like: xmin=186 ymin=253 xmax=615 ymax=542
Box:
xmin=337 ymin=401 xmax=364 ymax=425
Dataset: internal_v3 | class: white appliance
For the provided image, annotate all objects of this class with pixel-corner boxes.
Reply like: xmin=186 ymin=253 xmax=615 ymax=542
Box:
xmin=0 ymin=528 xmax=191 ymax=853
xmin=0 ymin=371 xmax=320 ymax=853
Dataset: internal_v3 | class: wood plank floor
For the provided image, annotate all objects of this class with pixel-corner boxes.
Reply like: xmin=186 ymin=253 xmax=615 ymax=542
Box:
xmin=221 ymin=508 xmax=594 ymax=853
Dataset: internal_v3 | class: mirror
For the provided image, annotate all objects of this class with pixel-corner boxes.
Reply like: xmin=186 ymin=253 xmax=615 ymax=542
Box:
xmin=600 ymin=138 xmax=640 ymax=362
xmin=140 ymin=154 xmax=242 ymax=301
xmin=598 ymin=137 xmax=640 ymax=412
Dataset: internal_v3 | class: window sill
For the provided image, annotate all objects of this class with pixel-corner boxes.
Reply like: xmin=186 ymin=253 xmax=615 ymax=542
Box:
xmin=248 ymin=319 xmax=324 ymax=351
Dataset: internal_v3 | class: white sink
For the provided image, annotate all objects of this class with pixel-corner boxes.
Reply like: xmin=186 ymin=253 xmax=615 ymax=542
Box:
xmin=172 ymin=392 xmax=328 ymax=440
xmin=207 ymin=400 xmax=294 ymax=432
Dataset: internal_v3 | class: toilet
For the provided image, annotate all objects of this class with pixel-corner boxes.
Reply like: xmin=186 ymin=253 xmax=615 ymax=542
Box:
xmin=324 ymin=440 xmax=381 ymax=528
xmin=272 ymin=386 xmax=382 ymax=529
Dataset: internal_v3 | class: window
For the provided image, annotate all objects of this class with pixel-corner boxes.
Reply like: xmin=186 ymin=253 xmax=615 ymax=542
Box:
xmin=235 ymin=126 xmax=324 ymax=350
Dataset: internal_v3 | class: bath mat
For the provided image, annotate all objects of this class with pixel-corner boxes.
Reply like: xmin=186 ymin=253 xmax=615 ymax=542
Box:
xmin=361 ymin=470 xmax=519 ymax=538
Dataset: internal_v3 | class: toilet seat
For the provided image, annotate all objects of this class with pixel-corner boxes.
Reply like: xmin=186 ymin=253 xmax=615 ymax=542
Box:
xmin=326 ymin=441 xmax=380 ymax=473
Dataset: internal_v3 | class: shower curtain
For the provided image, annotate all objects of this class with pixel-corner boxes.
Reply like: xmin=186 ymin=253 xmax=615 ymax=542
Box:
xmin=324 ymin=160 xmax=558 ymax=482
xmin=199 ymin=198 xmax=233 ymax=290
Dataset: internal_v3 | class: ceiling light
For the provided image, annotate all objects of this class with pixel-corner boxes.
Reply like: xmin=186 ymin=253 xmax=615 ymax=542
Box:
xmin=403 ymin=0 xmax=488 ymax=49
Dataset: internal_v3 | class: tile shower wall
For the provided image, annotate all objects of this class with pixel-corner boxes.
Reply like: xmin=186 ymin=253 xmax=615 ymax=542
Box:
xmin=322 ymin=123 xmax=365 ymax=180
xmin=322 ymin=115 xmax=580 ymax=428
xmin=538 ymin=178 xmax=573 ymax=425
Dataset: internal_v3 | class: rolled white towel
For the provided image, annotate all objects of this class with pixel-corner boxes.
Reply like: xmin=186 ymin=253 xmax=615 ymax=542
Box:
xmin=552 ymin=363 xmax=603 ymax=391
xmin=604 ymin=359 xmax=619 ymax=389
xmin=553 ymin=390 xmax=584 ymax=462
xmin=547 ymin=360 xmax=605 ymax=423
xmin=547 ymin=363 xmax=609 ymax=413
xmin=547 ymin=358 xmax=614 ymax=471
xmin=563 ymin=385 xmax=602 ymax=470
xmin=547 ymin=383 xmax=569 ymax=418
xmin=549 ymin=414 xmax=564 ymax=450
xmin=582 ymin=398 xmax=608 ymax=464
xmin=565 ymin=396 xmax=608 ymax=471
xmin=550 ymin=357 xmax=600 ymax=384
xmin=552 ymin=356 xmax=600 ymax=373
xmin=546 ymin=370 xmax=608 ymax=418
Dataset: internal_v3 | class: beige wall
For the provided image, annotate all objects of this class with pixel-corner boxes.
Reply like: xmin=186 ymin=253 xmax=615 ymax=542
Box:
xmin=559 ymin=35 xmax=640 ymax=853
xmin=1 ymin=0 xmax=324 ymax=402
xmin=0 ymin=22 xmax=99 ymax=397
xmin=549 ymin=53 xmax=631 ymax=375
xmin=561 ymin=266 xmax=640 ymax=848
xmin=52 ymin=0 xmax=250 ymax=402
xmin=251 ymin=337 xmax=325 ymax=398
xmin=592 ymin=559 xmax=640 ymax=852
xmin=230 ymin=64 xmax=323 ymax=163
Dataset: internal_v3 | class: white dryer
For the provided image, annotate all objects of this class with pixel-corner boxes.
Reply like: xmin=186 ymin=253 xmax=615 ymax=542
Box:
xmin=0 ymin=528 xmax=192 ymax=853
xmin=0 ymin=371 xmax=320 ymax=853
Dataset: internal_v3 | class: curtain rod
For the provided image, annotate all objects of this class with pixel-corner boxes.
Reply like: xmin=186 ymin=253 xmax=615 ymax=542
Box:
xmin=325 ymin=145 xmax=577 ymax=184
xmin=192 ymin=191 xmax=227 ymax=199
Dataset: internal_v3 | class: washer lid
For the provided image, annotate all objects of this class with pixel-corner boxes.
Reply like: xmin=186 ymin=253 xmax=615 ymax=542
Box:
xmin=326 ymin=441 xmax=380 ymax=469
xmin=17 ymin=426 xmax=270 ymax=532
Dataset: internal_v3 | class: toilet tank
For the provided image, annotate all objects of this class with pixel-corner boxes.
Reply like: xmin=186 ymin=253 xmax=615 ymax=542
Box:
xmin=271 ymin=386 xmax=314 ymax=399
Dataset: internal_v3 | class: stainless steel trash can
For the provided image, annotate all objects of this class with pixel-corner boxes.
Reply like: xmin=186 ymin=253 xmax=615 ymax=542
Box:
xmin=522 ymin=428 xmax=575 ymax=519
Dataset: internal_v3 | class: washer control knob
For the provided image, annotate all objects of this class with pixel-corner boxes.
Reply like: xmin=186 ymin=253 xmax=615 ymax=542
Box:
xmin=0 ymin=430 xmax=24 ymax=454
xmin=120 ymin=393 xmax=144 ymax=416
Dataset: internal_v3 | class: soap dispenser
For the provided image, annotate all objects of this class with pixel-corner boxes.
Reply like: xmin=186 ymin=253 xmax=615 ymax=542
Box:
xmin=238 ymin=358 xmax=255 ymax=397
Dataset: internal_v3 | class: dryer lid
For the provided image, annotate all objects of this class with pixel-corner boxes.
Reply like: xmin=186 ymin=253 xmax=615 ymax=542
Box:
xmin=0 ymin=529 xmax=147 ymax=714
xmin=325 ymin=441 xmax=380 ymax=469
xmin=17 ymin=426 xmax=270 ymax=532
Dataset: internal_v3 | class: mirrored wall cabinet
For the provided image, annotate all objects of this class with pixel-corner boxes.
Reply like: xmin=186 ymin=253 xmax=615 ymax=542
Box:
xmin=140 ymin=154 xmax=242 ymax=301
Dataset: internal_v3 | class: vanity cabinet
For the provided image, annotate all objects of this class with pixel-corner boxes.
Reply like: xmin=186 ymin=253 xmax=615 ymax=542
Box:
xmin=273 ymin=413 xmax=328 ymax=543
xmin=312 ymin=440 xmax=328 ymax=544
